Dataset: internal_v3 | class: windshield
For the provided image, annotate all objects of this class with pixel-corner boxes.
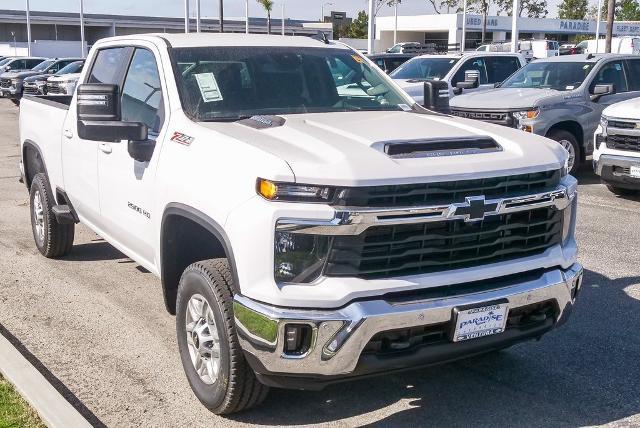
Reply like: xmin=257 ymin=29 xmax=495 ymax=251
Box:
xmin=390 ymin=57 xmax=460 ymax=80
xmin=56 ymin=61 xmax=84 ymax=75
xmin=32 ymin=60 xmax=54 ymax=72
xmin=0 ymin=58 xmax=12 ymax=66
xmin=172 ymin=46 xmax=411 ymax=121
xmin=501 ymin=61 xmax=594 ymax=91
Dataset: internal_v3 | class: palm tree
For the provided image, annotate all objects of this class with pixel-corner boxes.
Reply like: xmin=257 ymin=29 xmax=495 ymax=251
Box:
xmin=257 ymin=0 xmax=274 ymax=35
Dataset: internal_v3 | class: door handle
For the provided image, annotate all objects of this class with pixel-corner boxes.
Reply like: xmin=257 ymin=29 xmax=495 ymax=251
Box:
xmin=63 ymin=129 xmax=73 ymax=139
xmin=99 ymin=143 xmax=112 ymax=154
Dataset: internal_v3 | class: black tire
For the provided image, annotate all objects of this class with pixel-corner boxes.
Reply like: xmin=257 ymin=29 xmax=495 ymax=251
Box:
xmin=605 ymin=184 xmax=638 ymax=196
xmin=29 ymin=173 xmax=74 ymax=258
xmin=11 ymin=98 xmax=19 ymax=107
xmin=176 ymin=259 xmax=269 ymax=415
xmin=547 ymin=129 xmax=580 ymax=175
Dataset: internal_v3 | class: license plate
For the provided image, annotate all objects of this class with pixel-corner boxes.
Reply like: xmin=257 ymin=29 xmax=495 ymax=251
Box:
xmin=630 ymin=165 xmax=640 ymax=178
xmin=453 ymin=303 xmax=508 ymax=342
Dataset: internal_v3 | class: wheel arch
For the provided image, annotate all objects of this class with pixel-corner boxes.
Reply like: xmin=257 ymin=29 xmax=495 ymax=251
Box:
xmin=160 ymin=203 xmax=240 ymax=315
xmin=22 ymin=140 xmax=48 ymax=190
xmin=546 ymin=120 xmax=585 ymax=161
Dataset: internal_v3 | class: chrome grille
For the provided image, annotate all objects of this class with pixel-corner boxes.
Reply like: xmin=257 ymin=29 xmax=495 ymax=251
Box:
xmin=450 ymin=109 xmax=516 ymax=127
xmin=0 ymin=78 xmax=11 ymax=89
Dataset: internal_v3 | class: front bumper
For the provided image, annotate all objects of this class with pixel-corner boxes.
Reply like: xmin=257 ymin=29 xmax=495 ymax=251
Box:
xmin=235 ymin=263 xmax=583 ymax=389
xmin=593 ymin=154 xmax=640 ymax=190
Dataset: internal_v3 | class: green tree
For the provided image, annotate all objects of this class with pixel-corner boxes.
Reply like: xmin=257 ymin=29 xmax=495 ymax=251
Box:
xmin=557 ymin=0 xmax=589 ymax=19
xmin=256 ymin=0 xmax=274 ymax=35
xmin=618 ymin=0 xmax=640 ymax=20
xmin=344 ymin=10 xmax=368 ymax=39
xmin=497 ymin=0 xmax=548 ymax=17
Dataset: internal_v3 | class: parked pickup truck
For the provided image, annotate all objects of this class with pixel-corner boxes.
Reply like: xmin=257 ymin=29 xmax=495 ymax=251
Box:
xmin=19 ymin=33 xmax=583 ymax=415
xmin=594 ymin=98 xmax=640 ymax=195
xmin=450 ymin=54 xmax=640 ymax=174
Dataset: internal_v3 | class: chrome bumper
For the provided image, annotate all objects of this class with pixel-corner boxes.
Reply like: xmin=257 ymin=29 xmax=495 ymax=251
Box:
xmin=234 ymin=263 xmax=583 ymax=377
xmin=594 ymin=154 xmax=640 ymax=176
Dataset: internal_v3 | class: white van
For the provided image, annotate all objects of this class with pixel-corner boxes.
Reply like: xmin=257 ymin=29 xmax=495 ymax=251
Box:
xmin=581 ymin=37 xmax=640 ymax=55
xmin=531 ymin=40 xmax=560 ymax=59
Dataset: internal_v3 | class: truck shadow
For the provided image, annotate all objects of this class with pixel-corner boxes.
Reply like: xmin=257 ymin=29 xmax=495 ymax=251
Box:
xmin=59 ymin=240 xmax=127 ymax=262
xmin=231 ymin=269 xmax=640 ymax=427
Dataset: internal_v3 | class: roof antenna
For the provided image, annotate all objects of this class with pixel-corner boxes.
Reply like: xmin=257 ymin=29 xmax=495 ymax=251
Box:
xmin=586 ymin=53 xmax=594 ymax=59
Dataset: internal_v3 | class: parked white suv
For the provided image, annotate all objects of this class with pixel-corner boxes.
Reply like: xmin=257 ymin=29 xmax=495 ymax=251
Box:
xmin=594 ymin=98 xmax=640 ymax=194
xmin=18 ymin=33 xmax=582 ymax=415
xmin=391 ymin=52 xmax=526 ymax=104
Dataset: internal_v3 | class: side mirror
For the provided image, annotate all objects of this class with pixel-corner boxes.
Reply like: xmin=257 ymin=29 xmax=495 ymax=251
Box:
xmin=590 ymin=84 xmax=615 ymax=101
xmin=422 ymin=79 xmax=450 ymax=114
xmin=455 ymin=70 xmax=480 ymax=90
xmin=5 ymin=66 xmax=11 ymax=71
xmin=76 ymin=83 xmax=151 ymax=161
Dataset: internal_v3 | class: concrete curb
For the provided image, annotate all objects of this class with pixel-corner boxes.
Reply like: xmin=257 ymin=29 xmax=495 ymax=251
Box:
xmin=0 ymin=332 xmax=92 ymax=428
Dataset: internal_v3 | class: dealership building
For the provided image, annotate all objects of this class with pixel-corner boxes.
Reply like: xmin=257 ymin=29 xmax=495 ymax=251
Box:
xmin=0 ymin=8 xmax=331 ymax=57
xmin=375 ymin=13 xmax=640 ymax=52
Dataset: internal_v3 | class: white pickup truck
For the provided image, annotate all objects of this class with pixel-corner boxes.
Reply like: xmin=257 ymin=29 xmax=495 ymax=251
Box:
xmin=594 ymin=98 xmax=640 ymax=194
xmin=19 ymin=33 xmax=583 ymax=415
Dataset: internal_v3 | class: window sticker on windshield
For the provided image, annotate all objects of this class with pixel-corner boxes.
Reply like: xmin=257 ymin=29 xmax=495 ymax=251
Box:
xmin=351 ymin=54 xmax=364 ymax=64
xmin=566 ymin=85 xmax=575 ymax=90
xmin=614 ymin=63 xmax=622 ymax=70
xmin=398 ymin=103 xmax=411 ymax=111
xmin=583 ymin=65 xmax=590 ymax=69
xmin=194 ymin=72 xmax=223 ymax=103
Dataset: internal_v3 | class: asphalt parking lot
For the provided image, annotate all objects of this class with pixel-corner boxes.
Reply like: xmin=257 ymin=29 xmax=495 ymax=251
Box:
xmin=0 ymin=98 xmax=639 ymax=427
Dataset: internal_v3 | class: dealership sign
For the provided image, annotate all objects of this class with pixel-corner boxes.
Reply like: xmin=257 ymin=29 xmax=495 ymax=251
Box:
xmin=462 ymin=14 xmax=640 ymax=35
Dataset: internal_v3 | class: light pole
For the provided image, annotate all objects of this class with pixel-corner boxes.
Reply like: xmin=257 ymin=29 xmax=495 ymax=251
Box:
xmin=26 ymin=0 xmax=31 ymax=56
xmin=461 ymin=0 xmax=467 ymax=52
xmin=196 ymin=0 xmax=201 ymax=32
xmin=281 ymin=2 xmax=285 ymax=36
xmin=393 ymin=0 xmax=398 ymax=45
xmin=595 ymin=0 xmax=603 ymax=53
xmin=184 ymin=0 xmax=189 ymax=33
xmin=321 ymin=2 xmax=333 ymax=22
xmin=219 ymin=0 xmax=224 ymax=32
xmin=511 ymin=0 xmax=519 ymax=53
xmin=367 ymin=0 xmax=375 ymax=54
xmin=245 ymin=0 xmax=249 ymax=34
xmin=79 ymin=0 xmax=85 ymax=58
xmin=11 ymin=32 xmax=16 ymax=56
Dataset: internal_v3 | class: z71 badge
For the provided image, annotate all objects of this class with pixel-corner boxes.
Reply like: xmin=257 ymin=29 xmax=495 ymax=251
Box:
xmin=170 ymin=132 xmax=195 ymax=146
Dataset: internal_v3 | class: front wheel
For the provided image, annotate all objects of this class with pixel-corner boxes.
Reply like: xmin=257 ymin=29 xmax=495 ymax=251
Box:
xmin=605 ymin=184 xmax=638 ymax=196
xmin=176 ymin=259 xmax=269 ymax=415
xmin=547 ymin=129 xmax=580 ymax=175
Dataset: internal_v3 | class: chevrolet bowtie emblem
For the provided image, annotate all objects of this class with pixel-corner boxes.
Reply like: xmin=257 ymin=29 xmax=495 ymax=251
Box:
xmin=452 ymin=196 xmax=499 ymax=222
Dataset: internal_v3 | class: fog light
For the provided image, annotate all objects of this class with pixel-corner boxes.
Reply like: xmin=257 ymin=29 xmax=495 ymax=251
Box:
xmin=283 ymin=324 xmax=312 ymax=355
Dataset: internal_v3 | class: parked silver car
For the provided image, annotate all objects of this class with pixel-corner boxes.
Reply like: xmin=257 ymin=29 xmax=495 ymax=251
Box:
xmin=450 ymin=54 xmax=640 ymax=173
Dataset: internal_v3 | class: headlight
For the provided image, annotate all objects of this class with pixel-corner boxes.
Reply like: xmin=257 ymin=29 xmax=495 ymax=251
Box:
xmin=274 ymin=231 xmax=330 ymax=283
xmin=257 ymin=178 xmax=334 ymax=203
xmin=600 ymin=115 xmax=608 ymax=134
xmin=512 ymin=108 xmax=540 ymax=120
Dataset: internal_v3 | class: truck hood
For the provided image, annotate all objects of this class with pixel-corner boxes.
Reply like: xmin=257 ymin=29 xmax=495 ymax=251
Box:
xmin=450 ymin=88 xmax=561 ymax=110
xmin=393 ymin=79 xmax=429 ymax=98
xmin=47 ymin=73 xmax=80 ymax=83
xmin=198 ymin=111 xmax=566 ymax=186
xmin=604 ymin=97 xmax=640 ymax=120
xmin=2 ymin=70 xmax=40 ymax=80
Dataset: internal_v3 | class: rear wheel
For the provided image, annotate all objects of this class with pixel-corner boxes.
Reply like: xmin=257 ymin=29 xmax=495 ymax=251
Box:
xmin=29 ymin=173 xmax=74 ymax=258
xmin=547 ymin=129 xmax=580 ymax=175
xmin=176 ymin=259 xmax=269 ymax=414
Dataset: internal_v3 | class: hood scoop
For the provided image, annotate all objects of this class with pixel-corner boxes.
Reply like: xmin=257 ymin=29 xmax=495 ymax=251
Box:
xmin=379 ymin=136 xmax=502 ymax=159
xmin=238 ymin=115 xmax=286 ymax=130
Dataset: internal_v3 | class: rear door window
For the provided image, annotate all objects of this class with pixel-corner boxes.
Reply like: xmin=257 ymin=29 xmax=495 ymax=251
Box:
xmin=486 ymin=56 xmax=521 ymax=83
xmin=87 ymin=47 xmax=129 ymax=85
xmin=625 ymin=59 xmax=640 ymax=91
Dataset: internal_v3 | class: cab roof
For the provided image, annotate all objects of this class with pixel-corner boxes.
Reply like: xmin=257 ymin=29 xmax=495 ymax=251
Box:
xmin=99 ymin=33 xmax=346 ymax=49
xmin=534 ymin=53 xmax=636 ymax=63
xmin=413 ymin=51 xmax=522 ymax=60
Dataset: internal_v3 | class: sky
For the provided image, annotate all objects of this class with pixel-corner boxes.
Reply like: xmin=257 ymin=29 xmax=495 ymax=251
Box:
xmin=3 ymin=0 xmax=571 ymax=20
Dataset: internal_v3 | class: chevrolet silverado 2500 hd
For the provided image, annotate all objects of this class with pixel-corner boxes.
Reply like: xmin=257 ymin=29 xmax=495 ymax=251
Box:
xmin=19 ymin=34 xmax=583 ymax=415
xmin=594 ymin=98 xmax=640 ymax=195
